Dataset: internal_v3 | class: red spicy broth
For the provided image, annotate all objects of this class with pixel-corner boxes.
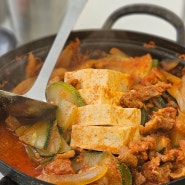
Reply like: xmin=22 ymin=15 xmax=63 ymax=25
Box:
xmin=0 ymin=123 xmax=41 ymax=177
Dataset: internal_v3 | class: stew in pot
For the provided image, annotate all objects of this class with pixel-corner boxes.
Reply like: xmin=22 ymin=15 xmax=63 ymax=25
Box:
xmin=1 ymin=38 xmax=185 ymax=185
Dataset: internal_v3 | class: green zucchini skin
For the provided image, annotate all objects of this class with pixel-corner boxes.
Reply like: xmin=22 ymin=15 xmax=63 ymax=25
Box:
xmin=140 ymin=108 xmax=149 ymax=126
xmin=19 ymin=119 xmax=53 ymax=150
xmin=46 ymin=81 xmax=86 ymax=106
xmin=119 ymin=162 xmax=132 ymax=185
xmin=22 ymin=121 xmax=71 ymax=158
xmin=36 ymin=121 xmax=62 ymax=156
xmin=72 ymin=151 xmax=132 ymax=185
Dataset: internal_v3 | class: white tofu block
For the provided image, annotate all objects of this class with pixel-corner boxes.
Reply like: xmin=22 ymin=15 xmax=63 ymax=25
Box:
xmin=78 ymin=87 xmax=124 ymax=105
xmin=64 ymin=68 xmax=133 ymax=92
xmin=70 ymin=125 xmax=140 ymax=154
xmin=76 ymin=104 xmax=141 ymax=126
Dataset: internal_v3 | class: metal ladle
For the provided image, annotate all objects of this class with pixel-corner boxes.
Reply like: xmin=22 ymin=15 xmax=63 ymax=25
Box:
xmin=0 ymin=0 xmax=87 ymax=122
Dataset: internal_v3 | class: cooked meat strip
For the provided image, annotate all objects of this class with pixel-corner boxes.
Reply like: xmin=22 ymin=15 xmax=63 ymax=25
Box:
xmin=132 ymin=170 xmax=146 ymax=185
xmin=159 ymin=149 xmax=185 ymax=180
xmin=162 ymin=92 xmax=178 ymax=109
xmin=120 ymin=82 xmax=172 ymax=108
xmin=129 ymin=136 xmax=156 ymax=154
xmin=140 ymin=107 xmax=177 ymax=135
xmin=170 ymin=165 xmax=185 ymax=180
xmin=141 ymin=157 xmax=172 ymax=184
xmin=118 ymin=136 xmax=156 ymax=168
xmin=157 ymin=149 xmax=184 ymax=163
xmin=142 ymin=149 xmax=185 ymax=183
xmin=43 ymin=157 xmax=75 ymax=175
xmin=129 ymin=136 xmax=156 ymax=162
xmin=117 ymin=146 xmax=138 ymax=168
xmin=132 ymin=143 xmax=185 ymax=184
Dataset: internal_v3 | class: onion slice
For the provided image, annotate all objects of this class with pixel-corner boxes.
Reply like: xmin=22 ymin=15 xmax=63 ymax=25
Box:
xmin=37 ymin=165 xmax=108 ymax=185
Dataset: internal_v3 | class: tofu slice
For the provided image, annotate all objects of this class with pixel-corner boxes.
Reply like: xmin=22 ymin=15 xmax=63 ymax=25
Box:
xmin=78 ymin=87 xmax=124 ymax=105
xmin=76 ymin=104 xmax=141 ymax=126
xmin=64 ymin=68 xmax=133 ymax=92
xmin=70 ymin=125 xmax=140 ymax=154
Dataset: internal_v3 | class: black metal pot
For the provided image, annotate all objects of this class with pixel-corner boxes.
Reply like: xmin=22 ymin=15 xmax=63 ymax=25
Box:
xmin=1 ymin=4 xmax=185 ymax=185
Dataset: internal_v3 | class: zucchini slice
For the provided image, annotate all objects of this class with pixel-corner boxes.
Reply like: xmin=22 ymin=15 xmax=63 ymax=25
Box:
xmin=19 ymin=119 xmax=52 ymax=149
xmin=56 ymin=99 xmax=78 ymax=131
xmin=140 ymin=107 xmax=149 ymax=126
xmin=152 ymin=59 xmax=159 ymax=67
xmin=72 ymin=151 xmax=106 ymax=172
xmin=157 ymin=96 xmax=166 ymax=108
xmin=72 ymin=151 xmax=132 ymax=185
xmin=58 ymin=136 xmax=71 ymax=154
xmin=15 ymin=125 xmax=31 ymax=137
xmin=37 ymin=121 xmax=61 ymax=156
xmin=46 ymin=81 xmax=85 ymax=106
xmin=37 ymin=135 xmax=71 ymax=157
xmin=102 ymin=153 xmax=132 ymax=185
xmin=45 ymin=121 xmax=61 ymax=155
xmin=25 ymin=145 xmax=53 ymax=165
xmin=119 ymin=162 xmax=132 ymax=185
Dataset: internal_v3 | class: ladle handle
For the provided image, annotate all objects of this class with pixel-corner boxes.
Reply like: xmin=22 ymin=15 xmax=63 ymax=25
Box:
xmin=102 ymin=4 xmax=185 ymax=46
xmin=0 ymin=176 xmax=18 ymax=185
xmin=25 ymin=0 xmax=87 ymax=101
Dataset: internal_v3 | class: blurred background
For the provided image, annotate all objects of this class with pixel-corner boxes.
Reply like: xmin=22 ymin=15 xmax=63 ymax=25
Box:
xmin=0 ymin=0 xmax=185 ymax=56
xmin=0 ymin=0 xmax=185 ymax=181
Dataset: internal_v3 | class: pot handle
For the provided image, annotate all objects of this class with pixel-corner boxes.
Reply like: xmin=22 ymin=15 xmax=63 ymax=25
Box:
xmin=102 ymin=4 xmax=185 ymax=46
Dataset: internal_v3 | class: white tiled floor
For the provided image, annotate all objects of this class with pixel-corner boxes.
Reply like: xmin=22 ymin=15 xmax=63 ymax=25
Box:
xmin=0 ymin=0 xmax=185 ymax=181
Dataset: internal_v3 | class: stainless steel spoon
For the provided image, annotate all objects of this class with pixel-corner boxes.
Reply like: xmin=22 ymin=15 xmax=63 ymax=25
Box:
xmin=0 ymin=0 xmax=87 ymax=122
xmin=0 ymin=28 xmax=16 ymax=56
